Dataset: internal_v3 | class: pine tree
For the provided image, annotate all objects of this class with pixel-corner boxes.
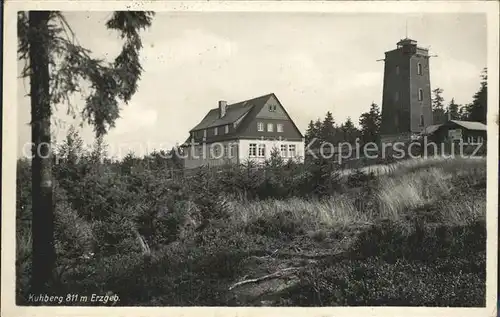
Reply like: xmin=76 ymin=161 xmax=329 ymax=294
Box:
xmin=339 ymin=117 xmax=360 ymax=144
xmin=466 ymin=68 xmax=487 ymax=123
xmin=359 ymin=103 xmax=381 ymax=144
xmin=445 ymin=98 xmax=460 ymax=121
xmin=305 ymin=120 xmax=317 ymax=145
xmin=18 ymin=11 xmax=154 ymax=294
xmin=320 ymin=111 xmax=336 ymax=145
xmin=432 ymin=87 xmax=446 ymax=124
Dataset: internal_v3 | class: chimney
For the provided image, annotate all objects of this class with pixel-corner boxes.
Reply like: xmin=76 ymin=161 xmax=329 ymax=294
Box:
xmin=219 ymin=100 xmax=227 ymax=118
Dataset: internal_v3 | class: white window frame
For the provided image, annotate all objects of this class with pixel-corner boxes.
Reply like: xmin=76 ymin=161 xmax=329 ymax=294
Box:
xmin=225 ymin=125 xmax=229 ymax=134
xmin=288 ymin=144 xmax=296 ymax=157
xmin=249 ymin=143 xmax=257 ymax=157
xmin=267 ymin=123 xmax=274 ymax=132
xmin=280 ymin=144 xmax=287 ymax=157
xmin=478 ymin=136 xmax=484 ymax=144
xmin=257 ymin=122 xmax=264 ymax=132
xmin=277 ymin=123 xmax=284 ymax=133
xmin=418 ymin=89 xmax=423 ymax=101
xmin=214 ymin=127 xmax=218 ymax=136
xmin=258 ymin=144 xmax=266 ymax=157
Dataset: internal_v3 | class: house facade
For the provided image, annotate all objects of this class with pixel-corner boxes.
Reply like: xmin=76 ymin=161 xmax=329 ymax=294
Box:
xmin=182 ymin=93 xmax=305 ymax=169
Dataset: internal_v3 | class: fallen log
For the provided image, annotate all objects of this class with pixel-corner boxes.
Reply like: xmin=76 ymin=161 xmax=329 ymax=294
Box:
xmin=228 ymin=267 xmax=300 ymax=291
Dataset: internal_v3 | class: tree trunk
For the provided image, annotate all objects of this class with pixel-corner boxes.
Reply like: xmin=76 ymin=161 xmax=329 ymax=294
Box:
xmin=29 ymin=11 xmax=56 ymax=295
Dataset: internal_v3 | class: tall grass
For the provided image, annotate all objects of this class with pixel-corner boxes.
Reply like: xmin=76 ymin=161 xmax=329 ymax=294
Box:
xmin=229 ymin=157 xmax=486 ymax=233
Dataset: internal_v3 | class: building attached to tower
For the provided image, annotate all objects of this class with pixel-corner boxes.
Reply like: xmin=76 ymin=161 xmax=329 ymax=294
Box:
xmin=380 ymin=38 xmax=434 ymax=143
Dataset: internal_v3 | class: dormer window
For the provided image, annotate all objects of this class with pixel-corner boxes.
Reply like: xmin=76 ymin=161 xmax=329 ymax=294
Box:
xmin=225 ymin=125 xmax=229 ymax=134
xmin=214 ymin=127 xmax=218 ymax=136
xmin=277 ymin=124 xmax=284 ymax=133
xmin=257 ymin=122 xmax=264 ymax=131
xmin=203 ymin=129 xmax=207 ymax=139
xmin=267 ymin=123 xmax=274 ymax=132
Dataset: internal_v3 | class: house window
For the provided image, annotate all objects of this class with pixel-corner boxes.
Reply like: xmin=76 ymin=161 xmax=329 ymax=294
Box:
xmin=229 ymin=144 xmax=236 ymax=157
xmin=478 ymin=136 xmax=484 ymax=144
xmin=214 ymin=127 xmax=218 ymax=136
xmin=225 ymin=125 xmax=229 ymax=134
xmin=277 ymin=124 xmax=284 ymax=133
xmin=420 ymin=114 xmax=424 ymax=127
xmin=417 ymin=63 xmax=422 ymax=75
xmin=203 ymin=129 xmax=207 ymax=139
xmin=249 ymin=143 xmax=257 ymax=157
xmin=418 ymin=89 xmax=423 ymax=101
xmin=280 ymin=144 xmax=287 ymax=157
xmin=288 ymin=144 xmax=296 ymax=157
xmin=258 ymin=144 xmax=266 ymax=157
xmin=267 ymin=123 xmax=274 ymax=132
xmin=257 ymin=122 xmax=264 ymax=132
xmin=396 ymin=65 xmax=400 ymax=75
xmin=268 ymin=105 xmax=277 ymax=112
xmin=223 ymin=145 xmax=228 ymax=157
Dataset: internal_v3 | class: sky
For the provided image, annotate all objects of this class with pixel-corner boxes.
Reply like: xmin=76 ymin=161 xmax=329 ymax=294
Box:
xmin=16 ymin=11 xmax=487 ymax=158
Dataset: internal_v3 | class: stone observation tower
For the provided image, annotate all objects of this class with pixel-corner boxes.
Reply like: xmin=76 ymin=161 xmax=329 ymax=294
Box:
xmin=379 ymin=38 xmax=434 ymax=142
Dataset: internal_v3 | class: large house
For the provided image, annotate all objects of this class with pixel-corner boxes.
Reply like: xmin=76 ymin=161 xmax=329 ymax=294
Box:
xmin=182 ymin=93 xmax=305 ymax=169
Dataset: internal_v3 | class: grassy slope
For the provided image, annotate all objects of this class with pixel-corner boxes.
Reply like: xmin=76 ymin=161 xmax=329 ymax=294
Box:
xmin=106 ymin=157 xmax=486 ymax=306
xmin=16 ymin=156 xmax=487 ymax=306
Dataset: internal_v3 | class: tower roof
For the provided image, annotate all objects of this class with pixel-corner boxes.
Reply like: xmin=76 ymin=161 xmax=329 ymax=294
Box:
xmin=397 ymin=38 xmax=417 ymax=47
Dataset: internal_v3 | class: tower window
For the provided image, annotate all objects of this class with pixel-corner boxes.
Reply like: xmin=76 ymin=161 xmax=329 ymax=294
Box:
xmin=418 ymin=89 xmax=423 ymax=101
xmin=420 ymin=114 xmax=424 ymax=127
xmin=394 ymin=91 xmax=399 ymax=102
xmin=417 ymin=63 xmax=422 ymax=75
xmin=395 ymin=65 xmax=400 ymax=75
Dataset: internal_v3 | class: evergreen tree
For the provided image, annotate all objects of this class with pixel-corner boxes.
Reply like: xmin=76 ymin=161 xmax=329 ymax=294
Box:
xmin=305 ymin=120 xmax=317 ymax=145
xmin=445 ymin=98 xmax=460 ymax=121
xmin=18 ymin=11 xmax=154 ymax=294
xmin=359 ymin=103 xmax=381 ymax=144
xmin=339 ymin=117 xmax=360 ymax=144
xmin=432 ymin=87 xmax=446 ymax=124
xmin=313 ymin=119 xmax=323 ymax=143
xmin=320 ymin=111 xmax=336 ymax=145
xmin=466 ymin=68 xmax=487 ymax=123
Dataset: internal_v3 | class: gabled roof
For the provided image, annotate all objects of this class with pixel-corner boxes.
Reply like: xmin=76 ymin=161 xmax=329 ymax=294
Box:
xmin=190 ymin=94 xmax=273 ymax=132
xmin=422 ymin=124 xmax=442 ymax=135
xmin=450 ymin=120 xmax=487 ymax=131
